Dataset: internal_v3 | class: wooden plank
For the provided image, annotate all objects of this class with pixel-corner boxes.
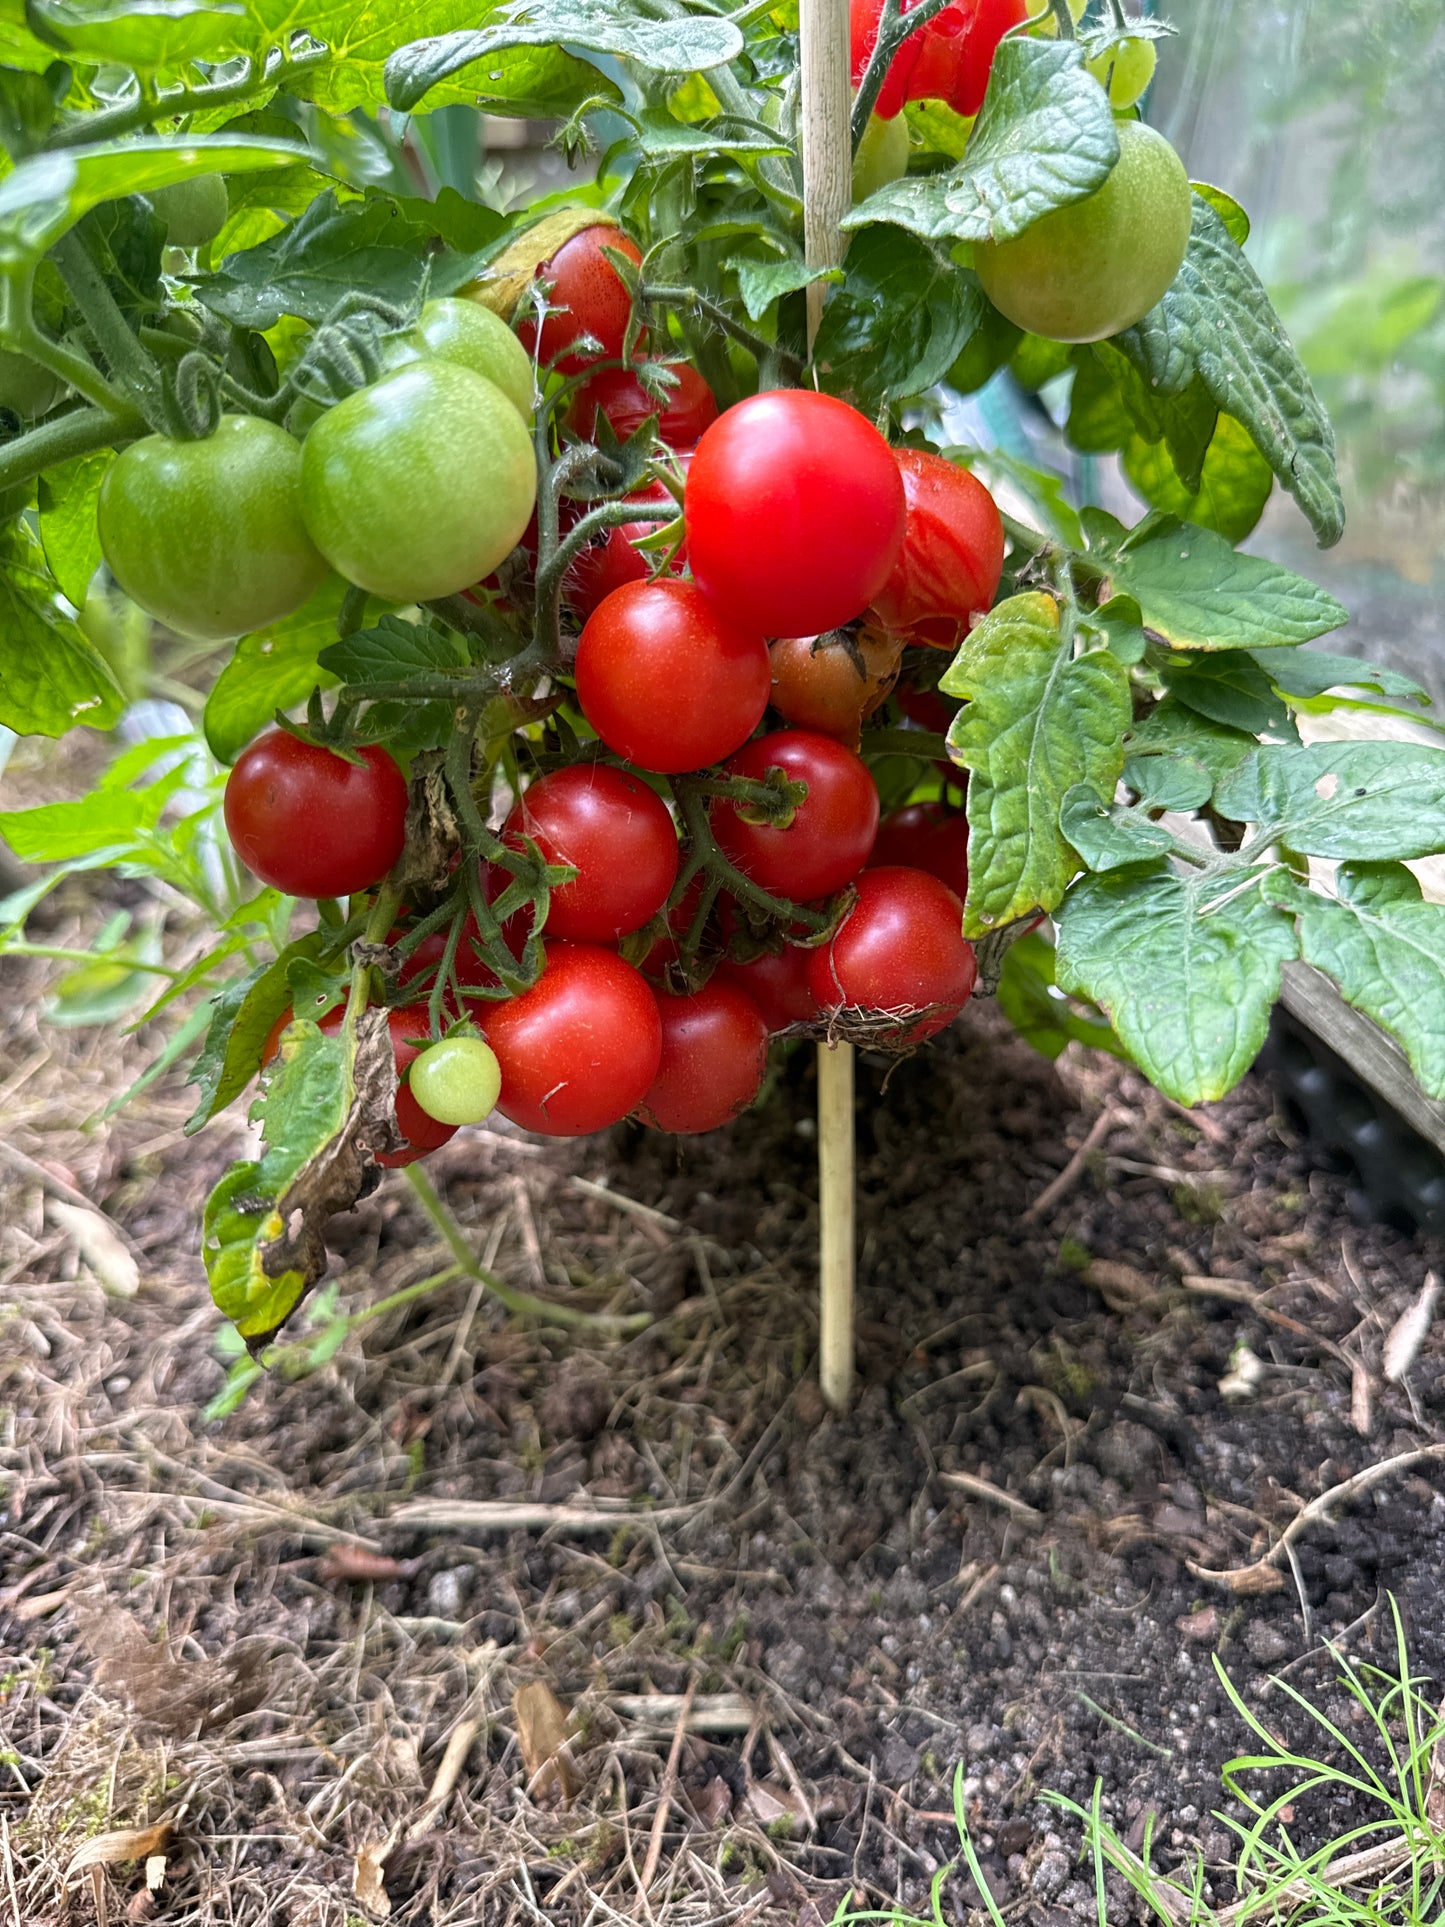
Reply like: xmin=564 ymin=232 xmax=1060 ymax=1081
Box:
xmin=1278 ymin=962 xmax=1445 ymax=1161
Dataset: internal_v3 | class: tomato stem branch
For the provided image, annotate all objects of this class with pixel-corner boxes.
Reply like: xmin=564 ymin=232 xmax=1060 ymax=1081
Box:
xmin=403 ymin=1162 xmax=651 ymax=1331
xmin=642 ymin=283 xmax=804 ymax=379
xmin=1046 ymin=0 xmax=1076 ymax=37
xmin=51 ymin=234 xmax=165 ymax=423
xmin=45 ymin=46 xmax=330 ymax=149
xmin=0 ymin=401 xmax=141 ymax=492
xmin=0 ymin=267 xmax=135 ymax=419
xmin=669 ymin=775 xmax=832 ymax=932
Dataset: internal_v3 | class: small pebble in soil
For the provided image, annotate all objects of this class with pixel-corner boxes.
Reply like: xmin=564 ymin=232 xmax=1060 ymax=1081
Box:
xmin=1244 ymin=1619 xmax=1291 ymax=1665
xmin=426 ymin=1566 xmax=472 ymax=1618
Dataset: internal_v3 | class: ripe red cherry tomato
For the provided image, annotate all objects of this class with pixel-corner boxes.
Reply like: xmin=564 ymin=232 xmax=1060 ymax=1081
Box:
xmin=850 ymin=0 xmax=1025 ymax=119
xmin=717 ymin=944 xmax=820 ymax=1033
xmin=685 ymin=392 xmax=906 ymax=637
xmin=806 ymin=865 xmax=977 ymax=1041
xmin=224 ymin=732 xmax=407 ymax=899
xmin=262 ymin=1003 xmax=457 ymax=1166
xmin=869 ymin=450 xmax=1005 ymax=648
xmin=567 ymin=362 xmax=718 ymax=447
xmin=768 ymin=629 xmax=903 ymax=746
xmin=393 ymin=909 xmax=501 ymax=999
xmin=638 ymin=979 xmax=770 ymax=1134
xmin=896 ymin=679 xmax=959 ymax=735
xmin=636 ymin=872 xmax=709 ymax=979
xmin=869 ymin=800 xmax=970 ymax=900
xmin=712 ymin=729 xmax=879 ymax=901
xmin=575 ymin=579 xmax=771 ymax=774
xmin=479 ymin=942 xmax=662 ymax=1136
xmin=516 ymin=225 xmax=644 ymax=375
xmin=501 ymin=764 xmax=678 ymax=942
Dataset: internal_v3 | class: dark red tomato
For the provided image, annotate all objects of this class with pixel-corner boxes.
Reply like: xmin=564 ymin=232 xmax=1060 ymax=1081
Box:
xmin=896 ymin=680 xmax=959 ymax=734
xmin=713 ymin=730 xmax=879 ymax=902
xmin=850 ymin=0 xmax=1025 ymax=118
xmin=575 ymin=579 xmax=771 ymax=774
xmin=869 ymin=800 xmax=970 ymax=900
xmin=637 ymin=979 xmax=770 ymax=1133
xmin=806 ymin=865 xmax=976 ymax=1041
xmin=223 ymin=732 xmax=407 ymax=899
xmin=501 ymin=765 xmax=678 ymax=941
xmin=717 ymin=944 xmax=819 ymax=1033
xmin=685 ymin=391 xmax=906 ymax=638
xmin=262 ymin=1003 xmax=457 ymax=1166
xmin=768 ymin=629 xmax=903 ymax=746
xmin=565 ymin=470 xmax=689 ymax=625
xmin=393 ymin=910 xmax=501 ymax=997
xmin=567 ymin=361 xmax=717 ymax=446
xmin=869 ymin=450 xmax=1005 ymax=648
xmin=479 ymin=942 xmax=662 ymax=1136
xmin=516 ymin=225 xmax=644 ymax=376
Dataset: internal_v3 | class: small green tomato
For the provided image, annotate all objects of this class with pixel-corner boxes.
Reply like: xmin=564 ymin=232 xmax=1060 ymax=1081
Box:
xmin=852 ymin=111 xmax=910 ymax=202
xmin=408 ymin=1035 xmax=504 ymax=1127
xmin=149 ymin=173 xmax=229 ymax=248
xmin=1086 ymin=36 xmax=1158 ymax=109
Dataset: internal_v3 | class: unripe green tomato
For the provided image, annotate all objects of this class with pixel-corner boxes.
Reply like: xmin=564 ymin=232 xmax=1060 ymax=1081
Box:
xmin=377 ymin=297 xmax=535 ymax=421
xmin=1037 ymin=0 xmax=1087 ymax=34
xmin=98 ymin=416 xmax=330 ymax=640
xmin=300 ymin=360 xmax=537 ymax=602
xmin=973 ymin=120 xmax=1191 ymax=343
xmin=1086 ymin=36 xmax=1157 ymax=108
xmin=408 ymin=1035 xmax=503 ymax=1126
xmin=0 ymin=347 xmax=63 ymax=420
xmin=149 ymin=173 xmax=229 ymax=248
xmin=852 ymin=111 xmax=910 ymax=202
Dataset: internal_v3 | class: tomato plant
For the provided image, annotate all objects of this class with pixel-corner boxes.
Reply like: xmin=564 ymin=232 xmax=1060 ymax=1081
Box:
xmin=224 ymin=732 xmax=408 ymax=899
xmin=638 ymin=979 xmax=770 ymax=1133
xmin=0 ymin=0 xmax=1408 ymax=1360
xmin=407 ymin=1035 xmax=504 ymax=1126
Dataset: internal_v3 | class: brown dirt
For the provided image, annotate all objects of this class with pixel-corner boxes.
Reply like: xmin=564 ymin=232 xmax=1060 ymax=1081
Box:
xmin=4 ymin=878 xmax=1445 ymax=1926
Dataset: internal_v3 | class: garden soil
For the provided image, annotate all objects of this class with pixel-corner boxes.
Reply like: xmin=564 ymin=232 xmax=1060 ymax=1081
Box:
xmin=4 ymin=900 xmax=1445 ymax=1925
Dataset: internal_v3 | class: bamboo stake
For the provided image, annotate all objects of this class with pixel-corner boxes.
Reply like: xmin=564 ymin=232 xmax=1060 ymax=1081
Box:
xmin=799 ymin=0 xmax=856 ymax=1413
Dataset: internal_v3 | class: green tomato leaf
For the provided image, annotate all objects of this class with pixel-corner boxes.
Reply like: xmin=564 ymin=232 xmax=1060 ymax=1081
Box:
xmin=1189 ymin=180 xmax=1249 ymax=246
xmin=1116 ymin=196 xmax=1344 ymax=548
xmin=816 ymin=230 xmax=988 ymax=408
xmin=942 ymin=592 xmax=1132 ymax=935
xmin=1056 ymin=866 xmax=1298 ymax=1103
xmin=844 ymin=39 xmax=1119 ymax=244
xmin=1251 ymin=647 xmax=1430 ymax=706
xmin=1106 ymin=517 xmax=1348 ymax=651
xmin=203 ymin=578 xmax=347 ymax=765
xmin=202 ymin=1006 xmax=399 ymax=1346
xmin=1215 ymin=741 xmax=1445 ymax=860
xmin=1265 ymin=864 xmax=1445 ymax=1100
xmin=1122 ymin=414 xmax=1275 ymax=546
xmin=0 ymin=135 xmax=303 ymax=272
xmin=1088 ymin=592 xmax=1147 ymax=664
xmin=1124 ymin=696 xmax=1257 ymax=786
xmin=185 ymin=932 xmax=329 ymax=1132
xmin=77 ymin=194 xmax=167 ymax=319
xmin=1158 ymin=649 xmax=1298 ymax=740
xmin=0 ymin=522 xmax=124 ymax=737
xmin=1068 ymin=344 xmax=1216 ymax=493
xmin=317 ymin=612 xmax=467 ymax=686
xmin=954 ymin=445 xmax=1083 ymax=549
xmin=25 ymin=0 xmax=252 ymax=69
xmin=633 ymin=111 xmax=789 ymax=159
xmin=1059 ymin=784 xmax=1176 ymax=873
xmin=386 ymin=0 xmax=743 ymax=111
xmin=1121 ymin=750 xmax=1214 ymax=813
xmin=995 ymin=928 xmax=1131 ymax=1064
xmin=37 ymin=449 xmax=111 ymax=608
xmin=728 ymin=255 xmax=835 ymax=323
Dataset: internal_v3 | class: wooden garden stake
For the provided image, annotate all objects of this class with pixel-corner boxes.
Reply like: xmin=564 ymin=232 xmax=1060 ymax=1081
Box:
xmin=799 ymin=0 xmax=856 ymax=1413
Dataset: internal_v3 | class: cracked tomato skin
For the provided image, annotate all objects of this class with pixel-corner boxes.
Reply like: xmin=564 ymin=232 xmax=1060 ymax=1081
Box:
xmin=501 ymin=764 xmax=678 ymax=942
xmin=478 ymin=942 xmax=663 ymax=1137
xmin=712 ymin=729 xmax=880 ymax=902
xmin=868 ymin=449 xmax=1004 ymax=648
xmin=224 ymin=732 xmax=407 ymax=899
xmin=684 ymin=391 xmax=906 ymax=637
xmin=516 ymin=225 xmax=644 ymax=375
xmin=849 ymin=0 xmax=1026 ymax=118
xmin=637 ymin=979 xmax=770 ymax=1134
xmin=806 ymin=865 xmax=976 ymax=1041
xmin=575 ymin=579 xmax=771 ymax=774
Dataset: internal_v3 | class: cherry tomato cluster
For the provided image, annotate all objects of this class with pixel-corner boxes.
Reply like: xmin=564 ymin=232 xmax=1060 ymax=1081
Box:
xmin=850 ymin=0 xmax=1028 ymax=120
xmin=220 ymin=218 xmax=1006 ymax=1162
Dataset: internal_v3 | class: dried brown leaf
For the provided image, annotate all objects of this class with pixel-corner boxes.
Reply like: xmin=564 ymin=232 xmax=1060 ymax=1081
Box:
xmin=80 ymin=1608 xmax=268 ymax=1738
xmin=47 ymin=1199 xmax=140 ymax=1297
xmin=353 ymin=1838 xmax=393 ymax=1917
xmin=66 ymin=1824 xmax=171 ymax=1877
xmin=513 ymin=1681 xmax=579 ymax=1802
xmin=1384 ymin=1274 xmax=1439 ymax=1384
xmin=316 ymin=1545 xmax=407 ymax=1585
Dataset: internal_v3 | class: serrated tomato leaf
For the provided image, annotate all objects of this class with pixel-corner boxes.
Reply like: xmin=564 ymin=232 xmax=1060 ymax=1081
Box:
xmin=995 ymin=928 xmax=1131 ymax=1065
xmin=1216 ymin=741 xmax=1445 ymax=859
xmin=185 ymin=933 xmax=328 ymax=1133
xmin=203 ymin=579 xmax=347 ymax=765
xmin=942 ymin=592 xmax=1132 ymax=935
xmin=1059 ymin=785 xmax=1176 ymax=873
xmin=816 ymin=229 xmax=987 ymax=409
xmin=0 ymin=524 xmax=124 ymax=737
xmin=1056 ymin=867 xmax=1297 ymax=1103
xmin=1107 ymin=518 xmax=1347 ymax=652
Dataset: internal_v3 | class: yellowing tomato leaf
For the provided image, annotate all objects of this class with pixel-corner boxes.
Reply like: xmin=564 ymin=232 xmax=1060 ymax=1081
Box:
xmin=1106 ymin=517 xmax=1347 ymax=652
